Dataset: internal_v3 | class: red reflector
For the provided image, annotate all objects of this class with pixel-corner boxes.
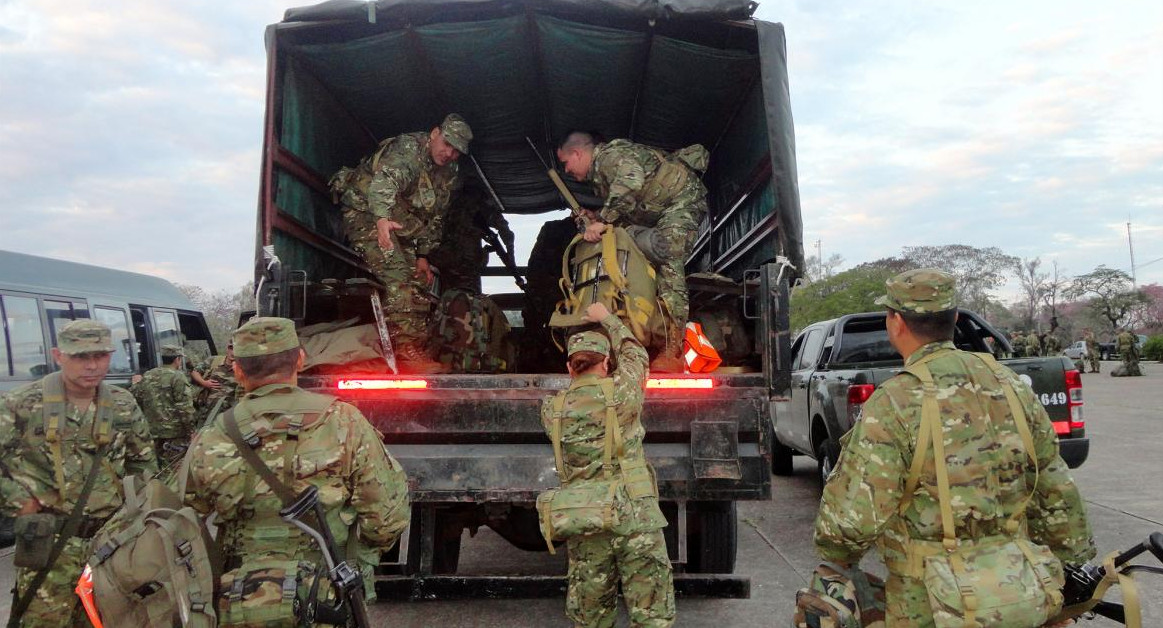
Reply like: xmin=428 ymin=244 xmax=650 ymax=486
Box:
xmin=647 ymin=378 xmax=714 ymax=389
xmin=337 ymin=379 xmax=428 ymax=390
xmin=847 ymin=384 xmax=876 ymax=405
xmin=1052 ymin=420 xmax=1070 ymax=435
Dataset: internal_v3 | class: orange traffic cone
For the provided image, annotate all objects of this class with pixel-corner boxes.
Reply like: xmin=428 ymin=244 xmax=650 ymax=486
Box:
xmin=683 ymin=322 xmax=722 ymax=373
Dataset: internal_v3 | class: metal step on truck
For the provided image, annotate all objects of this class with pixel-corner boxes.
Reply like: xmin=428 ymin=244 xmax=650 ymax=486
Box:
xmin=254 ymin=0 xmax=804 ymax=600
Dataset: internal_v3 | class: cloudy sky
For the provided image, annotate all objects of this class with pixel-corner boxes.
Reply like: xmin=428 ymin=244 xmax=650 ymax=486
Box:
xmin=1 ymin=1 xmax=1160 ymax=298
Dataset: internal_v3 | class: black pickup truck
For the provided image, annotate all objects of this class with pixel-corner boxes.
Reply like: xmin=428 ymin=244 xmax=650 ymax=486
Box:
xmin=772 ymin=309 xmax=1089 ymax=485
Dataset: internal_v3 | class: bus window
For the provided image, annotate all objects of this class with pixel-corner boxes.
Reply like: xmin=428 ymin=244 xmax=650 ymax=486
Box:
xmin=93 ymin=306 xmax=134 ymax=375
xmin=2 ymin=295 xmax=48 ymax=379
xmin=130 ymin=307 xmax=153 ymax=371
xmin=44 ymin=300 xmax=84 ymax=347
xmin=152 ymin=310 xmax=181 ymax=363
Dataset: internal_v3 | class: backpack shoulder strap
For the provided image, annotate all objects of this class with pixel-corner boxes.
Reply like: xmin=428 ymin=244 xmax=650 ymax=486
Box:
xmin=973 ymin=352 xmax=1041 ymax=534
xmin=222 ymin=408 xmax=296 ymax=505
xmin=40 ymin=373 xmax=68 ymax=498
xmin=598 ymin=378 xmax=624 ymax=473
xmin=92 ymin=382 xmax=116 ymax=445
xmin=549 ymin=392 xmax=568 ymax=482
xmin=898 ymin=360 xmax=957 ymax=551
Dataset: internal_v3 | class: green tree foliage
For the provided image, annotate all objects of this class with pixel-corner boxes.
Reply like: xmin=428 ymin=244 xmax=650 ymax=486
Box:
xmin=1063 ymin=266 xmax=1150 ymax=334
xmin=791 ymin=261 xmax=901 ymax=333
xmin=900 ymin=244 xmax=1019 ymax=314
xmin=1141 ymin=335 xmax=1163 ymax=362
xmin=178 ymin=282 xmax=255 ymax=354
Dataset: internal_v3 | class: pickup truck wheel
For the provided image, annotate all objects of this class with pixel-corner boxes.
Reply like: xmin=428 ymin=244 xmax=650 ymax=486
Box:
xmin=816 ymin=438 xmax=840 ymax=489
xmin=771 ymin=433 xmax=795 ymax=476
xmin=686 ymin=501 xmax=738 ymax=574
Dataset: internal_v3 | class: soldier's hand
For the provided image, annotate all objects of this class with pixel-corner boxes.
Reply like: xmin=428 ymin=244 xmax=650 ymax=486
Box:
xmin=203 ymin=380 xmax=221 ymax=390
xmin=582 ymin=220 xmax=607 ymax=243
xmin=376 ymin=219 xmax=404 ymax=251
xmin=584 ymin=303 xmax=611 ymax=322
xmin=130 ymin=374 xmax=143 ymax=385
xmin=415 ymin=257 xmax=434 ymax=284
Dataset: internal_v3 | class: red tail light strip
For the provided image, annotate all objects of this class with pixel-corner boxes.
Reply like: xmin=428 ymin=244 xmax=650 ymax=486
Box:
xmin=337 ymin=379 xmax=429 ymax=390
xmin=647 ymin=378 xmax=714 ymax=389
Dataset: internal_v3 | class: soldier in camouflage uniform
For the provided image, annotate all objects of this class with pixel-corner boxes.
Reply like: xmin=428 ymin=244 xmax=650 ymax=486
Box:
xmin=1009 ymin=331 xmax=1026 ymax=358
xmin=541 ymin=303 xmax=675 ymax=627
xmin=1113 ymin=328 xmax=1142 ymax=377
xmin=130 ymin=344 xmax=196 ymax=464
xmin=192 ymin=342 xmax=241 ymax=424
xmin=1082 ymin=328 xmax=1101 ymax=373
xmin=184 ymin=317 xmax=410 ymax=625
xmin=330 ymin=114 xmax=473 ymax=373
xmin=814 ymin=269 xmax=1094 ymax=626
xmin=428 ymin=186 xmax=515 ymax=293
xmin=0 ymin=320 xmax=158 ymax=627
xmin=557 ymin=132 xmax=709 ymax=372
xmin=1025 ymin=329 xmax=1043 ymax=357
xmin=1043 ymin=332 xmax=1062 ymax=356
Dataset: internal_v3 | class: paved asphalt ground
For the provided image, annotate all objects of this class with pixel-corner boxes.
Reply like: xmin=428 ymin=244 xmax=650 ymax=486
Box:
xmin=2 ymin=360 xmax=1160 ymax=626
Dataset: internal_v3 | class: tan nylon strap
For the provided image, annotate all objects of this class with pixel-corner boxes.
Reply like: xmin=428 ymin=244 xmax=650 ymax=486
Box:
xmin=550 ymin=393 xmax=567 ymax=482
xmin=975 ymin=352 xmax=1041 ymax=533
xmin=1113 ymin=555 xmax=1142 ymax=628
xmin=41 ymin=373 xmax=69 ymax=498
xmin=560 ymin=235 xmax=581 ymax=292
xmin=599 ymin=226 xmax=628 ymax=292
xmin=898 ymin=349 xmax=951 ymax=515
xmin=914 ymin=366 xmax=958 ymax=549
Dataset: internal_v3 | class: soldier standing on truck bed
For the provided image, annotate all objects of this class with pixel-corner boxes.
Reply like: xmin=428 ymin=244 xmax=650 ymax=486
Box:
xmin=541 ymin=302 xmax=675 ymax=627
xmin=329 ymin=114 xmax=473 ymax=374
xmin=0 ymin=320 xmax=158 ymax=628
xmin=130 ymin=344 xmax=197 ymax=464
xmin=813 ymin=269 xmax=1094 ymax=626
xmin=184 ymin=317 xmax=411 ymax=625
xmin=556 ymin=131 xmax=709 ymax=373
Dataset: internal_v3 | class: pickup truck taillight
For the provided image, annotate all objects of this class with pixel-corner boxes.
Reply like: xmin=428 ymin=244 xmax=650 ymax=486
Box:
xmin=1065 ymin=369 xmax=1084 ymax=430
xmin=337 ymin=378 xmax=429 ymax=390
xmin=847 ymin=384 xmax=876 ymax=422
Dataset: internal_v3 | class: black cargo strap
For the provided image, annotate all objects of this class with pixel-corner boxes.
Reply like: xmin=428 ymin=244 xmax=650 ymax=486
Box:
xmin=8 ymin=438 xmax=111 ymax=628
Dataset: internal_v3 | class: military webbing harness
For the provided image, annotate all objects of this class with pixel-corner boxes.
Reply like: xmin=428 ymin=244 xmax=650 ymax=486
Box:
xmin=537 ymin=378 xmax=626 ymax=554
xmin=893 ymin=350 xmax=1063 ymax=627
xmin=9 ymin=373 xmax=116 ymax=627
xmin=220 ymin=392 xmax=367 ymax=627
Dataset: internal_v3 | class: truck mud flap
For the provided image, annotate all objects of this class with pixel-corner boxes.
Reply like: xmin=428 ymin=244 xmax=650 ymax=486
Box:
xmin=691 ymin=420 xmax=742 ymax=480
xmin=374 ymin=574 xmax=749 ymax=601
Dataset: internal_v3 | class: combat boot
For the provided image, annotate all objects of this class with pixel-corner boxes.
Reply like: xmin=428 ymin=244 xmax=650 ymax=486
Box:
xmin=396 ymin=343 xmax=448 ymax=374
xmin=650 ymin=326 xmax=687 ymax=374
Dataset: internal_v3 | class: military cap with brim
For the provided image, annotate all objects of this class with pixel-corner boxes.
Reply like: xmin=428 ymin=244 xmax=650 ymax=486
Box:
xmin=160 ymin=344 xmax=185 ymax=360
xmin=232 ymin=317 xmax=300 ymax=358
xmin=57 ymin=320 xmax=114 ymax=355
xmin=567 ymin=330 xmax=611 ymax=357
xmin=440 ymin=113 xmax=473 ymax=154
xmin=874 ymin=268 xmax=957 ymax=314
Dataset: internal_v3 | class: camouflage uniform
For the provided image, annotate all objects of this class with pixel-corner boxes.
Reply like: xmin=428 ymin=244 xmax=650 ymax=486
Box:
xmin=130 ymin=345 xmax=196 ymax=464
xmin=429 ymin=187 xmax=514 ymax=293
xmin=1083 ymin=330 xmax=1100 ymax=373
xmin=184 ymin=318 xmax=410 ymax=625
xmin=1043 ymin=333 xmax=1062 ymax=356
xmin=1025 ymin=330 xmax=1042 ymax=357
xmin=0 ymin=321 xmax=158 ymax=628
xmin=330 ymin=115 xmax=471 ymax=353
xmin=814 ymin=269 xmax=1094 ymax=627
xmin=1009 ymin=332 xmax=1026 ymax=358
xmin=589 ymin=140 xmax=708 ymax=338
xmin=195 ymin=353 xmax=241 ymax=424
xmin=1113 ymin=330 xmax=1142 ymax=377
xmin=540 ymin=315 xmax=675 ymax=627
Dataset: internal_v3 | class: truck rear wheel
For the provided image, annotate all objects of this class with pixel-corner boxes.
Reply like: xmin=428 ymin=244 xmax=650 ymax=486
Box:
xmin=816 ymin=438 xmax=839 ymax=490
xmin=686 ymin=501 xmax=738 ymax=574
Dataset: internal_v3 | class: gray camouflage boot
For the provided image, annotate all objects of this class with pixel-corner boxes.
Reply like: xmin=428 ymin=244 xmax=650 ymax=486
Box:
xmin=397 ymin=343 xmax=448 ymax=375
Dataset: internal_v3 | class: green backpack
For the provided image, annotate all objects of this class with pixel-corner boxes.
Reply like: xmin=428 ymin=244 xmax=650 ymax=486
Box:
xmin=793 ymin=562 xmax=886 ymax=628
xmin=88 ymin=466 xmax=221 ymax=628
xmin=429 ymin=288 xmax=512 ymax=373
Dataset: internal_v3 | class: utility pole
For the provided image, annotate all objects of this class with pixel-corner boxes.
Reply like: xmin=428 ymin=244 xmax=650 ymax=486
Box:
xmin=1127 ymin=221 xmax=1137 ymax=286
xmin=815 ymin=239 xmax=823 ymax=279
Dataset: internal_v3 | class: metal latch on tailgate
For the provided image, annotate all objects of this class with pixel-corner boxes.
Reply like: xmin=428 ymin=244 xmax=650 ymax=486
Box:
xmin=690 ymin=420 xmax=742 ymax=480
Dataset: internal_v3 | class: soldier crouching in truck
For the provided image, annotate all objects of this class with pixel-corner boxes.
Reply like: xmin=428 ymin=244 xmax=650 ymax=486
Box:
xmin=329 ymin=114 xmax=473 ymax=374
xmin=556 ymin=131 xmax=709 ymax=373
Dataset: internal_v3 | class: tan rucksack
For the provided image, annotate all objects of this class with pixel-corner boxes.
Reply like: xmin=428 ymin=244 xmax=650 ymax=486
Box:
xmin=549 ymin=226 xmax=665 ymax=350
xmin=88 ymin=464 xmax=220 ymax=627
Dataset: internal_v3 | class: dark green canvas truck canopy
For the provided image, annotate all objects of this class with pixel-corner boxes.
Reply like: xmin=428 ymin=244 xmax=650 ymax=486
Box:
xmin=263 ymin=0 xmax=802 ymax=281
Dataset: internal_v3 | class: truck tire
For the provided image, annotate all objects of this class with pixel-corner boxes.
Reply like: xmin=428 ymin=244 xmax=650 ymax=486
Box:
xmin=686 ymin=501 xmax=738 ymax=574
xmin=771 ymin=431 xmax=795 ymax=476
xmin=816 ymin=438 xmax=839 ymax=490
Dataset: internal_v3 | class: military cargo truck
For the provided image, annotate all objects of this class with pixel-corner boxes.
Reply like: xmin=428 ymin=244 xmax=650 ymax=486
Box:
xmin=255 ymin=0 xmax=803 ymax=599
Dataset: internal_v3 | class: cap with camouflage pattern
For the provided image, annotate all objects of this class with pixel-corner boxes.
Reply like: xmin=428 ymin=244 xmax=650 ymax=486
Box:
xmin=874 ymin=268 xmax=957 ymax=314
xmin=160 ymin=344 xmax=184 ymax=360
xmin=57 ymin=319 xmax=114 ymax=355
xmin=567 ymin=330 xmax=610 ymax=357
xmin=440 ymin=113 xmax=472 ymax=154
xmin=231 ymin=317 xmax=300 ymax=358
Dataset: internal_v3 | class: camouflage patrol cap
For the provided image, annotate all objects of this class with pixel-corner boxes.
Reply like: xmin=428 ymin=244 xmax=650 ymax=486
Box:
xmin=160 ymin=344 xmax=184 ymax=360
xmin=57 ymin=320 xmax=114 ymax=355
xmin=874 ymin=268 xmax=956 ymax=314
xmin=231 ymin=317 xmax=300 ymax=358
xmin=440 ymin=113 xmax=473 ymax=154
xmin=567 ymin=330 xmax=611 ymax=358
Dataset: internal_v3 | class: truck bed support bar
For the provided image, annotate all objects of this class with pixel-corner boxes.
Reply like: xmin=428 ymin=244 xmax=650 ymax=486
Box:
xmin=374 ymin=574 xmax=749 ymax=601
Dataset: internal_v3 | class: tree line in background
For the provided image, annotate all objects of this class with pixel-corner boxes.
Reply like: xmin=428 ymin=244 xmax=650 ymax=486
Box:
xmin=178 ymin=282 xmax=255 ymax=357
xmin=792 ymin=244 xmax=1163 ymax=356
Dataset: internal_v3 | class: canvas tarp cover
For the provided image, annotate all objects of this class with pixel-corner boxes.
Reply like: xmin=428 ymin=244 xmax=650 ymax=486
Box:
xmin=284 ymin=0 xmax=758 ymax=23
xmin=270 ymin=2 xmax=803 ymax=278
